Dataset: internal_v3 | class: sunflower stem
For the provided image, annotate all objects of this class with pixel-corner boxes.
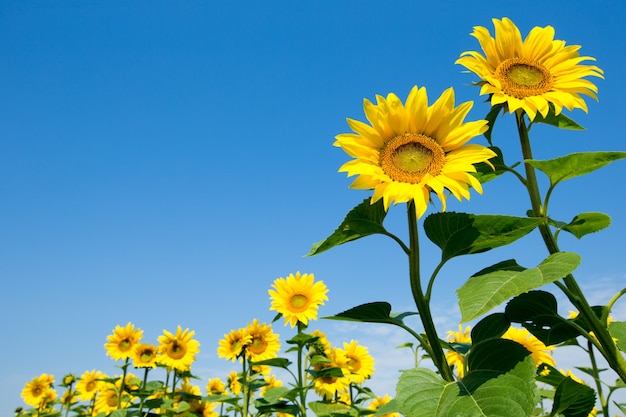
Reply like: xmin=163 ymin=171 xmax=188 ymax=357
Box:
xmin=515 ymin=109 xmax=626 ymax=383
xmin=407 ymin=201 xmax=454 ymax=381
xmin=296 ymin=321 xmax=307 ymax=417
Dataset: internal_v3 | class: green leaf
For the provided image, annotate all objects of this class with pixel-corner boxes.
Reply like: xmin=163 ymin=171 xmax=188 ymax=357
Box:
xmin=472 ymin=146 xmax=507 ymax=184
xmin=396 ymin=357 xmax=538 ymax=417
xmin=250 ymin=357 xmax=292 ymax=369
xmin=457 ymin=252 xmax=581 ymax=322
xmin=424 ymin=212 xmax=543 ymax=263
xmin=471 ymin=313 xmax=511 ymax=344
xmin=323 ymin=302 xmax=417 ymax=326
xmin=552 ymin=377 xmax=596 ymax=417
xmin=525 ymin=151 xmax=626 ymax=187
xmin=505 ymin=291 xmax=581 ymax=345
xmin=532 ymin=108 xmax=585 ymax=130
xmin=609 ymin=321 xmax=626 ymax=352
xmin=261 ymin=386 xmax=291 ymax=403
xmin=307 ymin=198 xmax=387 ymax=256
xmin=308 ymin=401 xmax=354 ymax=417
xmin=561 ymin=212 xmax=611 ymax=239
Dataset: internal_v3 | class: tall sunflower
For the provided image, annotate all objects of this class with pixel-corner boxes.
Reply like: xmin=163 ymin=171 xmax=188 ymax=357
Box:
xmin=217 ymin=328 xmax=252 ymax=362
xmin=502 ymin=327 xmax=555 ymax=367
xmin=269 ymin=271 xmax=329 ymax=328
xmin=104 ymin=322 xmax=143 ymax=361
xmin=75 ymin=370 xmax=107 ymax=401
xmin=456 ymin=17 xmax=603 ymax=120
xmin=335 ymin=86 xmax=495 ymax=218
xmin=445 ymin=325 xmax=472 ymax=378
xmin=339 ymin=340 xmax=375 ymax=384
xmin=245 ymin=319 xmax=281 ymax=361
xmin=21 ymin=373 xmax=56 ymax=408
xmin=157 ymin=326 xmax=200 ymax=372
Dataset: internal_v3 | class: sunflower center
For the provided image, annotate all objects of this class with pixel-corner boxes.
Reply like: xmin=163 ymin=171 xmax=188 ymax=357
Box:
xmin=346 ymin=357 xmax=361 ymax=372
xmin=249 ymin=337 xmax=267 ymax=354
xmin=289 ymin=294 xmax=309 ymax=310
xmin=495 ymin=58 xmax=553 ymax=99
xmin=379 ymin=133 xmax=445 ymax=184
xmin=168 ymin=341 xmax=187 ymax=359
xmin=140 ymin=349 xmax=155 ymax=362
xmin=119 ymin=339 xmax=132 ymax=352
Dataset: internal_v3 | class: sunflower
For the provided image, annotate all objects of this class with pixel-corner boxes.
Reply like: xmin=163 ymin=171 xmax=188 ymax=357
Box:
xmin=245 ymin=319 xmax=281 ymax=361
xmin=339 ymin=340 xmax=375 ymax=384
xmin=445 ymin=325 xmax=472 ymax=378
xmin=21 ymin=373 xmax=56 ymax=408
xmin=206 ymin=377 xmax=227 ymax=395
xmin=227 ymin=371 xmax=242 ymax=395
xmin=456 ymin=17 xmax=603 ymax=121
xmin=502 ymin=327 xmax=555 ymax=367
xmin=308 ymin=329 xmax=333 ymax=356
xmin=217 ymin=328 xmax=252 ymax=362
xmin=260 ymin=374 xmax=283 ymax=396
xmin=157 ymin=326 xmax=200 ymax=371
xmin=93 ymin=382 xmax=128 ymax=415
xmin=75 ymin=370 xmax=106 ymax=401
xmin=368 ymin=394 xmax=400 ymax=417
xmin=311 ymin=348 xmax=351 ymax=400
xmin=104 ymin=322 xmax=143 ymax=361
xmin=269 ymin=272 xmax=329 ymax=328
xmin=131 ymin=342 xmax=159 ymax=368
xmin=335 ymin=86 xmax=495 ymax=218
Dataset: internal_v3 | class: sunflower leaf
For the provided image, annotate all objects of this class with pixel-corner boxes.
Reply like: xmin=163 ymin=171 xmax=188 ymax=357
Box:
xmin=424 ymin=212 xmax=543 ymax=263
xmin=396 ymin=356 xmax=537 ymax=417
xmin=536 ymin=364 xmax=596 ymax=417
xmin=323 ymin=301 xmax=416 ymax=326
xmin=525 ymin=151 xmax=626 ymax=187
xmin=457 ymin=252 xmax=581 ymax=322
xmin=532 ymin=108 xmax=585 ymax=130
xmin=483 ymin=103 xmax=505 ymax=145
xmin=560 ymin=212 xmax=611 ymax=239
xmin=608 ymin=321 xmax=626 ymax=353
xmin=307 ymin=198 xmax=388 ymax=256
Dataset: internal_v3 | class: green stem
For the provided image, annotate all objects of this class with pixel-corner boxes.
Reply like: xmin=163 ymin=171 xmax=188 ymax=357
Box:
xmin=296 ymin=322 xmax=307 ymax=417
xmin=407 ymin=201 xmax=454 ymax=381
xmin=242 ymin=357 xmax=250 ymax=417
xmin=515 ymin=109 xmax=626 ymax=383
xmin=587 ymin=339 xmax=608 ymax=417
xmin=137 ymin=368 xmax=150 ymax=417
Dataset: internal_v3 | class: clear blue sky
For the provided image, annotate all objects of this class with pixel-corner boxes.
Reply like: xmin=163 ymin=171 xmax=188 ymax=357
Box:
xmin=2 ymin=1 xmax=626 ymax=414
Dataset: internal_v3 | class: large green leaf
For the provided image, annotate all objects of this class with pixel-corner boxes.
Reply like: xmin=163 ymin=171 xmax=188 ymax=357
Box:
xmin=424 ymin=212 xmax=543 ymax=263
xmin=525 ymin=151 xmax=626 ymax=187
xmin=457 ymin=252 xmax=581 ymax=322
xmin=471 ymin=313 xmax=511 ymax=344
xmin=396 ymin=357 xmax=537 ymax=417
xmin=505 ymin=291 xmax=582 ymax=345
xmin=307 ymin=198 xmax=388 ymax=256
xmin=537 ymin=364 xmax=596 ymax=417
xmin=561 ymin=212 xmax=611 ymax=239
xmin=609 ymin=321 xmax=626 ymax=352
xmin=323 ymin=302 xmax=417 ymax=326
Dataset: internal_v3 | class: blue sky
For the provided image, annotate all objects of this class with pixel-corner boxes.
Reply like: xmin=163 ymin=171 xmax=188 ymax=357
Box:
xmin=2 ymin=0 xmax=626 ymax=414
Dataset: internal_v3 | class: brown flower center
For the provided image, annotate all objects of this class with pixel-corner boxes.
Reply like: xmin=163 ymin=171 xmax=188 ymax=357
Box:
xmin=249 ymin=337 xmax=268 ymax=355
xmin=495 ymin=58 xmax=553 ymax=98
xmin=379 ymin=133 xmax=445 ymax=183
xmin=167 ymin=341 xmax=187 ymax=359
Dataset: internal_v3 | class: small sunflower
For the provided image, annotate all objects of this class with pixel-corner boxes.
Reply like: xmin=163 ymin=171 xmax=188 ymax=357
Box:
xmin=93 ymin=382 xmax=127 ymax=415
xmin=335 ymin=86 xmax=495 ymax=218
xmin=502 ymin=327 xmax=555 ymax=367
xmin=21 ymin=373 xmax=56 ymax=408
xmin=368 ymin=394 xmax=400 ymax=417
xmin=217 ymin=328 xmax=252 ymax=362
xmin=157 ymin=325 xmax=200 ymax=372
xmin=445 ymin=325 xmax=472 ymax=378
xmin=75 ymin=370 xmax=106 ymax=401
xmin=131 ymin=342 xmax=159 ymax=368
xmin=311 ymin=348 xmax=351 ymax=400
xmin=308 ymin=329 xmax=333 ymax=356
xmin=227 ymin=371 xmax=242 ymax=395
xmin=104 ymin=322 xmax=143 ymax=361
xmin=339 ymin=340 xmax=375 ymax=384
xmin=206 ymin=377 xmax=226 ymax=395
xmin=245 ymin=319 xmax=280 ymax=361
xmin=269 ymin=272 xmax=329 ymax=328
xmin=456 ymin=17 xmax=603 ymax=120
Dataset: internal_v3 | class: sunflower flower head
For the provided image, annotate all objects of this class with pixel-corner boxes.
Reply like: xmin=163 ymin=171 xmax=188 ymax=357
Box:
xmin=456 ymin=17 xmax=603 ymax=121
xmin=206 ymin=377 xmax=226 ymax=395
xmin=368 ymin=394 xmax=400 ymax=417
xmin=227 ymin=371 xmax=242 ymax=395
xmin=269 ymin=271 xmax=329 ymax=328
xmin=131 ymin=342 xmax=159 ymax=368
xmin=311 ymin=347 xmax=351 ymax=400
xmin=156 ymin=325 xmax=200 ymax=372
xmin=245 ymin=319 xmax=281 ymax=361
xmin=75 ymin=370 xmax=107 ymax=402
xmin=502 ymin=326 xmax=555 ymax=367
xmin=217 ymin=328 xmax=252 ymax=362
xmin=21 ymin=373 xmax=56 ymax=408
xmin=104 ymin=322 xmax=143 ymax=361
xmin=335 ymin=86 xmax=495 ymax=218
xmin=338 ymin=340 xmax=375 ymax=384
